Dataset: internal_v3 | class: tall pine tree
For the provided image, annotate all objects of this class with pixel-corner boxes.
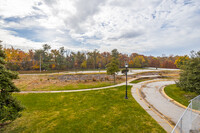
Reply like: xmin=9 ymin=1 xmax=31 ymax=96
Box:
xmin=0 ymin=42 xmax=23 ymax=124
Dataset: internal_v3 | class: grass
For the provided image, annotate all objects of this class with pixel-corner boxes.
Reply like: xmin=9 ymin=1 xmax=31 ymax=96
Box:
xmin=130 ymin=76 xmax=169 ymax=84
xmin=164 ymin=84 xmax=198 ymax=106
xmin=15 ymin=74 xmax=126 ymax=91
xmin=22 ymin=82 xmax=115 ymax=91
xmin=2 ymin=86 xmax=165 ymax=133
xmin=130 ymin=78 xmax=151 ymax=84
xmin=135 ymin=70 xmax=179 ymax=76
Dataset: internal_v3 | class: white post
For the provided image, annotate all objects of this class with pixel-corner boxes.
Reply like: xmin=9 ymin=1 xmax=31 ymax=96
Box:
xmin=190 ymin=101 xmax=193 ymax=131
xmin=180 ymin=118 xmax=182 ymax=133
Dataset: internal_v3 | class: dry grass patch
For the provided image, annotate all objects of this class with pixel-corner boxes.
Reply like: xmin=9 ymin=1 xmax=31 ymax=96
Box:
xmin=14 ymin=74 xmax=127 ymax=91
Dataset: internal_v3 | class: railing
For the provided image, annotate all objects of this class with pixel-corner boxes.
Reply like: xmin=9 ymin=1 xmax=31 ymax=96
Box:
xmin=171 ymin=95 xmax=200 ymax=133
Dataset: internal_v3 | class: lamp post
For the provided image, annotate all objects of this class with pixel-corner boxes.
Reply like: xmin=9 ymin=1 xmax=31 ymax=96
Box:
xmin=125 ymin=63 xmax=128 ymax=99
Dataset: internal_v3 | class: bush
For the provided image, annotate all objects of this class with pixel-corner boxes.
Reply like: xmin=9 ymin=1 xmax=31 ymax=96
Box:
xmin=178 ymin=51 xmax=200 ymax=94
xmin=92 ymin=78 xmax=97 ymax=82
xmin=121 ymin=69 xmax=129 ymax=75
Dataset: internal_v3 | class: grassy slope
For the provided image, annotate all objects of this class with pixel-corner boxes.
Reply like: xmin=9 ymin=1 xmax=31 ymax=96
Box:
xmin=2 ymin=86 xmax=165 ymax=133
xmin=130 ymin=78 xmax=150 ymax=84
xmin=164 ymin=84 xmax=198 ymax=106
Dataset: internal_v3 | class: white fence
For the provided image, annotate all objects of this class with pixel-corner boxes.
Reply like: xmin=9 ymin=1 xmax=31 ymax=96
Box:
xmin=171 ymin=95 xmax=200 ymax=133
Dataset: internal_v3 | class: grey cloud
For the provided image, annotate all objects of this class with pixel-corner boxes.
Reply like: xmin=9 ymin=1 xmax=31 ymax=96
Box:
xmin=119 ymin=30 xmax=143 ymax=39
xmin=109 ymin=0 xmax=162 ymax=10
xmin=109 ymin=30 xmax=144 ymax=40
xmin=43 ymin=0 xmax=57 ymax=7
xmin=65 ymin=0 xmax=106 ymax=33
xmin=109 ymin=0 xmax=134 ymax=7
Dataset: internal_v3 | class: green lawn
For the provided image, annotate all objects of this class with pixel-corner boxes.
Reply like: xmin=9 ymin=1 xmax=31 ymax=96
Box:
xmin=130 ymin=76 xmax=172 ymax=84
xmin=164 ymin=84 xmax=198 ymax=106
xmin=130 ymin=78 xmax=151 ymax=84
xmin=2 ymin=86 xmax=165 ymax=133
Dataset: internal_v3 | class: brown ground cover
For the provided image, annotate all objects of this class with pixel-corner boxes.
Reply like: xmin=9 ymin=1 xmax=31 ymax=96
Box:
xmin=14 ymin=74 xmax=131 ymax=91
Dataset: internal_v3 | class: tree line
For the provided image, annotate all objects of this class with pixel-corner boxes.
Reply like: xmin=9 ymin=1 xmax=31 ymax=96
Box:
xmin=1 ymin=42 xmax=182 ymax=71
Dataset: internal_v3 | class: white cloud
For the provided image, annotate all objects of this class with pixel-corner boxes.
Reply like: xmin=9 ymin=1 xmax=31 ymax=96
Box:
xmin=0 ymin=0 xmax=199 ymax=55
xmin=0 ymin=29 xmax=42 ymax=50
xmin=0 ymin=0 xmax=42 ymax=18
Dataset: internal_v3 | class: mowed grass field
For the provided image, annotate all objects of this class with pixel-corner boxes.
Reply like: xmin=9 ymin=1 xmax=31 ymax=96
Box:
xmin=164 ymin=84 xmax=198 ymax=106
xmin=2 ymin=86 xmax=165 ymax=133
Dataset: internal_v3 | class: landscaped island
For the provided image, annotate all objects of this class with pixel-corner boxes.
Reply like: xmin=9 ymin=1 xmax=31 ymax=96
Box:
xmin=164 ymin=84 xmax=198 ymax=106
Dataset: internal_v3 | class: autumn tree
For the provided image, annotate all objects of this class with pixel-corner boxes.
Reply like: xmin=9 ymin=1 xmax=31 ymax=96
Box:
xmin=129 ymin=60 xmax=134 ymax=67
xmin=149 ymin=57 xmax=160 ymax=69
xmin=106 ymin=49 xmax=120 ymax=84
xmin=101 ymin=52 xmax=111 ymax=68
xmin=81 ymin=60 xmax=87 ymax=70
xmin=0 ymin=43 xmax=24 ymax=124
xmin=174 ymin=55 xmax=189 ymax=68
xmin=88 ymin=49 xmax=99 ymax=69
xmin=2 ymin=43 xmax=183 ymax=71
xmin=162 ymin=60 xmax=176 ymax=68
xmin=119 ymin=54 xmax=128 ymax=68
xmin=133 ymin=55 xmax=145 ymax=68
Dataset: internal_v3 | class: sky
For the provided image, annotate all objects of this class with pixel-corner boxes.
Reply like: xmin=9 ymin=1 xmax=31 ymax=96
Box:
xmin=0 ymin=0 xmax=200 ymax=56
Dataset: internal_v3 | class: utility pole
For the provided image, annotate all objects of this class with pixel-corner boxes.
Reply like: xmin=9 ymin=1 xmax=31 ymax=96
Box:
xmin=40 ymin=54 xmax=41 ymax=72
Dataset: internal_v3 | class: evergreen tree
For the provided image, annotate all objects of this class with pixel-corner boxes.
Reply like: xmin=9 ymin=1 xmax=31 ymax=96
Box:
xmin=0 ymin=43 xmax=24 ymax=124
xmin=177 ymin=51 xmax=200 ymax=94
xmin=106 ymin=49 xmax=120 ymax=84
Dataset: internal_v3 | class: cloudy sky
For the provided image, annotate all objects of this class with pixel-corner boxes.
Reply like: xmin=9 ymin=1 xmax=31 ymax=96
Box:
xmin=0 ymin=0 xmax=200 ymax=56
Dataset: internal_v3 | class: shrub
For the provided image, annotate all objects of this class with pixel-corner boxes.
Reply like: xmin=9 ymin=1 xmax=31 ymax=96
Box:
xmin=178 ymin=51 xmax=200 ymax=94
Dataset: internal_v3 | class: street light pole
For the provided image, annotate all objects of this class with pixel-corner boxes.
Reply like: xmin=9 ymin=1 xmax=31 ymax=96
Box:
xmin=125 ymin=63 xmax=128 ymax=99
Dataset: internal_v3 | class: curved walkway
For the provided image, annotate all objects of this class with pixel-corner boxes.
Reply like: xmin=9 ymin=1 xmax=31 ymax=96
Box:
xmin=141 ymin=81 xmax=185 ymax=123
xmin=131 ymin=79 xmax=186 ymax=132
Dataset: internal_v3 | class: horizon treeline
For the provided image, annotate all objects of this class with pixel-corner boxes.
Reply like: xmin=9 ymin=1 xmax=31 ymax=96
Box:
xmin=2 ymin=44 xmax=182 ymax=71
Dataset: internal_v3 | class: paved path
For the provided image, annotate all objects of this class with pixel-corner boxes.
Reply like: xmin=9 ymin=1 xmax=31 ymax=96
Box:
xmin=141 ymin=81 xmax=185 ymax=123
xmin=131 ymin=80 xmax=188 ymax=132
